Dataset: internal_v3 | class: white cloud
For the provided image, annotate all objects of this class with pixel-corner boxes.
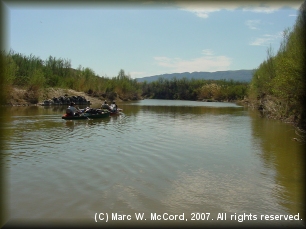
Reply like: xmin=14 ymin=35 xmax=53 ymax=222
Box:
xmin=202 ymin=49 xmax=214 ymax=55
xmin=175 ymin=2 xmax=222 ymax=18
xmin=153 ymin=54 xmax=231 ymax=73
xmin=250 ymin=37 xmax=271 ymax=46
xmin=241 ymin=2 xmax=302 ymax=13
xmin=184 ymin=9 xmax=220 ymax=19
xmin=175 ymin=1 xmax=302 ymax=18
xmin=130 ymin=71 xmax=147 ymax=78
xmin=245 ymin=20 xmax=261 ymax=30
xmin=242 ymin=6 xmax=277 ymax=14
xmin=249 ymin=32 xmax=283 ymax=46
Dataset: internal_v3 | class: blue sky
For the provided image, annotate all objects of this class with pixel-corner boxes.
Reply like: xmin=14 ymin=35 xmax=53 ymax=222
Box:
xmin=4 ymin=1 xmax=303 ymax=79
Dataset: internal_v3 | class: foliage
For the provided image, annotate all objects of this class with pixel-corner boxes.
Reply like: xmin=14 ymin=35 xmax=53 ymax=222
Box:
xmin=1 ymin=47 xmax=250 ymax=104
xmin=248 ymin=1 xmax=306 ymax=127
xmin=141 ymin=77 xmax=248 ymax=101
xmin=0 ymin=49 xmax=142 ymax=102
xmin=1 ymin=51 xmax=19 ymax=101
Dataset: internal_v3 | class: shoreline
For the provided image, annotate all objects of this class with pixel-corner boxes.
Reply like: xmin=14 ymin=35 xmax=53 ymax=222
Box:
xmin=3 ymin=87 xmax=304 ymax=136
xmin=4 ymin=86 xmax=247 ymax=107
xmin=3 ymin=87 xmax=115 ymax=107
xmin=2 ymin=87 xmax=302 ymax=124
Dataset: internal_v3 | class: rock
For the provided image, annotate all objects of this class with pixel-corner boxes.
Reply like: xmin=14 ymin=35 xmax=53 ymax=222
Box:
xmin=41 ymin=94 xmax=91 ymax=106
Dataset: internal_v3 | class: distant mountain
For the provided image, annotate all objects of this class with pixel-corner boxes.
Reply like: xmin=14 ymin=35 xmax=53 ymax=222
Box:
xmin=136 ymin=69 xmax=254 ymax=83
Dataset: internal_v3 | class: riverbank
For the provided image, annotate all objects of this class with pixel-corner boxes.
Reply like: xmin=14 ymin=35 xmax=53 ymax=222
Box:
xmin=3 ymin=87 xmax=305 ymax=142
xmin=248 ymin=95 xmax=303 ymax=127
xmin=4 ymin=87 xmax=119 ymax=106
xmin=6 ymin=87 xmax=247 ymax=107
xmin=246 ymin=96 xmax=305 ymax=142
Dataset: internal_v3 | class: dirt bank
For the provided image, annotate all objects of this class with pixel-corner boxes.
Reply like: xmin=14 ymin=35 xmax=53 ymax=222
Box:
xmin=6 ymin=87 xmax=106 ymax=106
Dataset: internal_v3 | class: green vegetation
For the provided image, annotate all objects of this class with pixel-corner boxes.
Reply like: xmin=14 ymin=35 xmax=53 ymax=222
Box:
xmin=248 ymin=1 xmax=306 ymax=128
xmin=1 ymin=50 xmax=142 ymax=103
xmin=1 ymin=49 xmax=249 ymax=105
xmin=141 ymin=77 xmax=248 ymax=101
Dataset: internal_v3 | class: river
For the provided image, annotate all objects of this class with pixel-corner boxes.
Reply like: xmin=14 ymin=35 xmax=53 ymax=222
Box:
xmin=0 ymin=99 xmax=304 ymax=227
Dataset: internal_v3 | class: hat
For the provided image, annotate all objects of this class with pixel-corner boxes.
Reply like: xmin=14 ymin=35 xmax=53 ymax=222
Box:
xmin=70 ymin=102 xmax=75 ymax=106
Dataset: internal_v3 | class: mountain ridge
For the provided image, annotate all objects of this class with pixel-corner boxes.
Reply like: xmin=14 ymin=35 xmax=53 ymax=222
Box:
xmin=136 ymin=69 xmax=254 ymax=83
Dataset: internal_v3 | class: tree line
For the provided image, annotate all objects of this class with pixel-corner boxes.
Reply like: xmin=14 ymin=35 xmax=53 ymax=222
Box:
xmin=248 ymin=1 xmax=306 ymax=128
xmin=1 ymin=50 xmax=141 ymax=103
xmin=0 ymin=49 xmax=249 ymax=104
xmin=141 ymin=77 xmax=248 ymax=101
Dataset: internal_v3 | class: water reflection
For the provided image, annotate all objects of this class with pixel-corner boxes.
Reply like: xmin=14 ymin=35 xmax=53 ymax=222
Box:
xmin=64 ymin=118 xmax=111 ymax=132
xmin=123 ymin=99 xmax=242 ymax=108
xmin=133 ymin=105 xmax=245 ymax=116
xmin=162 ymin=168 xmax=284 ymax=215
xmin=249 ymin=110 xmax=305 ymax=220
xmin=4 ymin=104 xmax=93 ymax=116
xmin=2 ymin=100 xmax=304 ymax=227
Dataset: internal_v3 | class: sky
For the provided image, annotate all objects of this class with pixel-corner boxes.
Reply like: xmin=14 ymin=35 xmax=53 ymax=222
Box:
xmin=3 ymin=1 xmax=304 ymax=79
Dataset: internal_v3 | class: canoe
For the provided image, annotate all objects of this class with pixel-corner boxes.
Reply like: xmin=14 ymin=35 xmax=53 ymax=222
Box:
xmin=62 ymin=111 xmax=110 ymax=120
xmin=110 ymin=108 xmax=123 ymax=116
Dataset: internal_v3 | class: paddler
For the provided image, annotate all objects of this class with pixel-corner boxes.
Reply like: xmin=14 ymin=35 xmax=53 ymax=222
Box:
xmin=66 ymin=102 xmax=81 ymax=116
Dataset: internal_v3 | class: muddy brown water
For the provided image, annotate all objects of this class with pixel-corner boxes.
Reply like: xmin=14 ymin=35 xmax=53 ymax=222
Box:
xmin=1 ymin=99 xmax=304 ymax=227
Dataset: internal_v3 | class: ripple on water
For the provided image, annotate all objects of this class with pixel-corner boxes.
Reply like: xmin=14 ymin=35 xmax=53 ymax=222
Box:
xmin=4 ymin=106 xmax=305 ymax=226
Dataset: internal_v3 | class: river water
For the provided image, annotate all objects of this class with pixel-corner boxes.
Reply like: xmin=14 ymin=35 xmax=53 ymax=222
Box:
xmin=1 ymin=99 xmax=304 ymax=227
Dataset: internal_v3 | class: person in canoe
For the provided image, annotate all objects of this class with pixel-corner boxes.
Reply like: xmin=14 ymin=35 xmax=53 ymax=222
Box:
xmin=101 ymin=100 xmax=110 ymax=110
xmin=110 ymin=101 xmax=118 ymax=112
xmin=66 ymin=102 xmax=81 ymax=116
